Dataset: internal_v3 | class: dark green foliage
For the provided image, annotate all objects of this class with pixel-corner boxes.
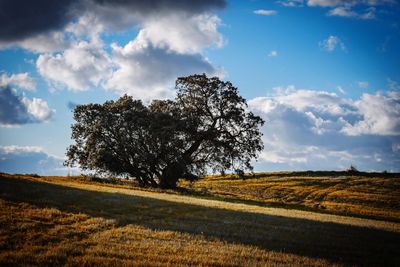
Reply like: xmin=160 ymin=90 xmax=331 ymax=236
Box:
xmin=65 ymin=74 xmax=264 ymax=188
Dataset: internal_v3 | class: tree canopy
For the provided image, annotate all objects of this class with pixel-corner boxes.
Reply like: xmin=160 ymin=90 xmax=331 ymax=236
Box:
xmin=66 ymin=74 xmax=264 ymax=188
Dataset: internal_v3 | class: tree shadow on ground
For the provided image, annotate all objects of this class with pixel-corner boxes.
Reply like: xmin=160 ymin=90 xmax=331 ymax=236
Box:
xmin=1 ymin=177 xmax=399 ymax=266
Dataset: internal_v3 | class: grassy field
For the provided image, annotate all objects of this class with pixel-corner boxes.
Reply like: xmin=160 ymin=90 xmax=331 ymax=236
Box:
xmin=1 ymin=173 xmax=400 ymax=266
xmin=179 ymin=171 xmax=400 ymax=222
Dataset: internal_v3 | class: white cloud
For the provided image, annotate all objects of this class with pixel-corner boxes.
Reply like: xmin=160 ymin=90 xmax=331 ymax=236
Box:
xmin=277 ymin=0 xmax=304 ymax=7
xmin=259 ymin=144 xmax=309 ymax=164
xmin=27 ymin=4 xmax=224 ymax=100
xmin=251 ymin=86 xmax=354 ymax=115
xmin=0 ymin=86 xmax=54 ymax=127
xmin=254 ymin=10 xmax=278 ymax=15
xmin=66 ymin=14 xmax=103 ymax=39
xmin=34 ymin=16 xmax=112 ymax=92
xmin=139 ymin=13 xmax=223 ymax=54
xmin=36 ymin=40 xmax=112 ymax=91
xmin=0 ymin=1 xmax=226 ymax=100
xmin=21 ymin=97 xmax=54 ymax=122
xmin=104 ymin=36 xmax=218 ymax=100
xmin=250 ymin=86 xmax=400 ymax=137
xmin=0 ymin=72 xmax=36 ymax=91
xmin=268 ymin=50 xmax=278 ymax=57
xmin=328 ymin=6 xmax=358 ymax=17
xmin=328 ymin=6 xmax=376 ymax=19
xmin=0 ymin=145 xmax=70 ymax=175
xmin=248 ymin=86 xmax=400 ymax=171
xmin=35 ymin=10 xmax=223 ymax=99
xmin=0 ymin=145 xmax=43 ymax=154
xmin=341 ymin=92 xmax=400 ymax=136
xmin=319 ymin=35 xmax=346 ymax=52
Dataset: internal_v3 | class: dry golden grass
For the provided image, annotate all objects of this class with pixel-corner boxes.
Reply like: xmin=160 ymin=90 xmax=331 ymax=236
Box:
xmin=179 ymin=172 xmax=400 ymax=222
xmin=27 ymin=174 xmax=400 ymax=233
xmin=1 ymin=173 xmax=400 ymax=266
xmin=0 ymin=175 xmax=336 ymax=267
xmin=0 ymin=199 xmax=337 ymax=267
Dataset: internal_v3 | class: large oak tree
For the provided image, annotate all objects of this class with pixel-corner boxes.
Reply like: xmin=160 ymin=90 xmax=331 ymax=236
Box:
xmin=66 ymin=74 xmax=264 ymax=188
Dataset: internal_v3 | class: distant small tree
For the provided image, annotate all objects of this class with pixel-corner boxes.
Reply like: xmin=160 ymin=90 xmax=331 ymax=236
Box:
xmin=347 ymin=165 xmax=359 ymax=173
xmin=65 ymin=74 xmax=264 ymax=188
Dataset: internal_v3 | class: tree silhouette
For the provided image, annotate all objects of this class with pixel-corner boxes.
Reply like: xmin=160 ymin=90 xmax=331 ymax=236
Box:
xmin=66 ymin=74 xmax=264 ymax=188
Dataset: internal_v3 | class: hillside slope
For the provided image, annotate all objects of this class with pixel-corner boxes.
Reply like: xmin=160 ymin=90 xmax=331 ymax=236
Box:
xmin=1 ymin=173 xmax=399 ymax=266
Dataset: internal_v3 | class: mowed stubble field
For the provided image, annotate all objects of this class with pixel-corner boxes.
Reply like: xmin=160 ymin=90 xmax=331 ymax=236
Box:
xmin=179 ymin=171 xmax=400 ymax=222
xmin=0 ymin=172 xmax=399 ymax=266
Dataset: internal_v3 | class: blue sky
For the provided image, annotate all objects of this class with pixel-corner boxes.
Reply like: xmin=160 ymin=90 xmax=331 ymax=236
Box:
xmin=0 ymin=0 xmax=399 ymax=175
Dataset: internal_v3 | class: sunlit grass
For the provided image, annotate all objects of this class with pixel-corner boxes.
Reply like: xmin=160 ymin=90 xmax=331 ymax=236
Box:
xmin=179 ymin=172 xmax=400 ymax=222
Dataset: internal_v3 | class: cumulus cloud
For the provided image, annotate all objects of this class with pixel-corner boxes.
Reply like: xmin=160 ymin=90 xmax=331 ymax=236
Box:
xmin=327 ymin=6 xmax=359 ymax=17
xmin=319 ymin=35 xmax=346 ymax=52
xmin=341 ymin=92 xmax=400 ymax=136
xmin=0 ymin=72 xmax=36 ymax=91
xmin=251 ymin=86 xmax=355 ymax=115
xmin=248 ymin=86 xmax=400 ymax=171
xmin=36 ymin=11 xmax=222 ymax=98
xmin=0 ymin=86 xmax=54 ymax=127
xmin=21 ymin=97 xmax=55 ymax=122
xmin=0 ymin=145 xmax=69 ymax=175
xmin=0 ymin=145 xmax=44 ymax=154
xmin=277 ymin=0 xmax=304 ymax=7
xmin=27 ymin=0 xmax=225 ymax=98
xmin=114 ymin=13 xmax=225 ymax=99
xmin=105 ymin=37 xmax=218 ymax=100
xmin=37 ymin=40 xmax=112 ymax=91
xmin=254 ymin=10 xmax=278 ymax=15
xmin=139 ymin=13 xmax=223 ymax=54
xmin=327 ymin=6 xmax=376 ymax=19
xmin=0 ymin=0 xmax=227 ymax=98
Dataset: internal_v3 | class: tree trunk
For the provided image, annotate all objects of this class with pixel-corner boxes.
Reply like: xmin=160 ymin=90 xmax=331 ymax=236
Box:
xmin=159 ymin=175 xmax=178 ymax=189
xmin=159 ymin=163 xmax=183 ymax=189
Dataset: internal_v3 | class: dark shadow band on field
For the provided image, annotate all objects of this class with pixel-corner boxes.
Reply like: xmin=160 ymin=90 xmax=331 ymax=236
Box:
xmin=1 ymin=177 xmax=399 ymax=266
